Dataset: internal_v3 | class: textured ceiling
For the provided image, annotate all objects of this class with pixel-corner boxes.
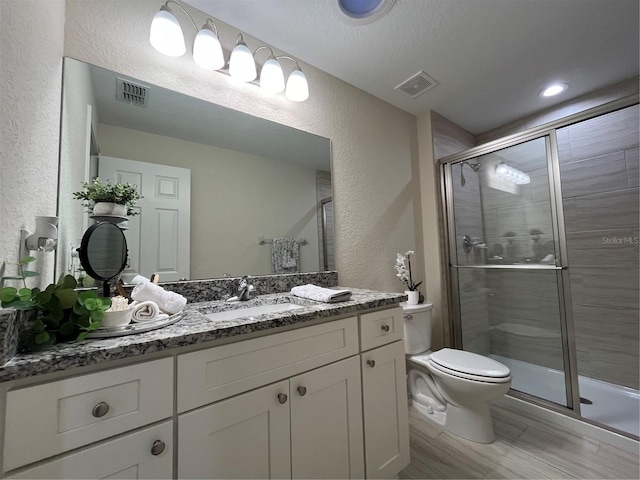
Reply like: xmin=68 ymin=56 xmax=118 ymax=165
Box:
xmin=184 ymin=0 xmax=639 ymax=134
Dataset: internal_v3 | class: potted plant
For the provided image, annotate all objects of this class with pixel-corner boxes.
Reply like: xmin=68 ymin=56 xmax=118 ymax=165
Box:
xmin=73 ymin=177 xmax=142 ymax=217
xmin=0 ymin=274 xmax=110 ymax=351
xmin=395 ymin=250 xmax=422 ymax=305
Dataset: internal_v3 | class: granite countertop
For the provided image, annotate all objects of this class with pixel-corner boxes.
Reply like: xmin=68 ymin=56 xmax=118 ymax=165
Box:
xmin=0 ymin=288 xmax=404 ymax=383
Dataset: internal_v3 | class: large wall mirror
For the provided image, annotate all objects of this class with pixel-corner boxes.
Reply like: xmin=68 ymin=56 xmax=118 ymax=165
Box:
xmin=57 ymin=57 xmax=334 ymax=283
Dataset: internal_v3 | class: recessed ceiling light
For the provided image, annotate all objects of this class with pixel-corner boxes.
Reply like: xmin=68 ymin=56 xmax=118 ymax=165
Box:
xmin=540 ymin=83 xmax=568 ymax=97
xmin=333 ymin=0 xmax=396 ymax=25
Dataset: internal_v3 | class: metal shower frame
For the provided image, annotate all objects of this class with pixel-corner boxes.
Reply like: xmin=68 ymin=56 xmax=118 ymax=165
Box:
xmin=437 ymin=93 xmax=639 ymax=432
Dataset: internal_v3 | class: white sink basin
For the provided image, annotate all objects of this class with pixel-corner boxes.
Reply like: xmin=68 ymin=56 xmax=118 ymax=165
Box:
xmin=204 ymin=303 xmax=304 ymax=322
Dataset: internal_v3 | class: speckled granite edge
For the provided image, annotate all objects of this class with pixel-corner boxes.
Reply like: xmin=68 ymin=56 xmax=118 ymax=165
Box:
xmin=0 ymin=309 xmax=31 ymax=365
xmin=148 ymin=271 xmax=339 ymax=303
xmin=0 ymin=288 xmax=405 ymax=383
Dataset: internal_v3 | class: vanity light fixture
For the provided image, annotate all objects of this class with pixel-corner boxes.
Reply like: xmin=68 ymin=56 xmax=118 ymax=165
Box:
xmin=229 ymin=34 xmax=257 ymax=82
xmin=255 ymin=46 xmax=285 ymax=94
xmin=279 ymin=56 xmax=310 ymax=102
xmin=149 ymin=1 xmax=309 ymax=101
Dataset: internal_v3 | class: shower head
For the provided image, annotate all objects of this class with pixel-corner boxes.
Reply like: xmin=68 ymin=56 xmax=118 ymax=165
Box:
xmin=459 ymin=161 xmax=481 ymax=185
xmin=464 ymin=161 xmax=481 ymax=172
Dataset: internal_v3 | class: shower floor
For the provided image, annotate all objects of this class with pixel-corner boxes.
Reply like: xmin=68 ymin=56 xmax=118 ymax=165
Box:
xmin=491 ymin=354 xmax=640 ymax=437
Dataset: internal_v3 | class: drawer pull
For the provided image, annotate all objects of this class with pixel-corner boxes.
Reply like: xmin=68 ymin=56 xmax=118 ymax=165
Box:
xmin=367 ymin=359 xmax=376 ymax=368
xmin=151 ymin=440 xmax=166 ymax=456
xmin=91 ymin=401 xmax=110 ymax=418
xmin=278 ymin=393 xmax=288 ymax=404
xmin=297 ymin=386 xmax=307 ymax=396
xmin=404 ymin=314 xmax=413 ymax=321
xmin=381 ymin=324 xmax=390 ymax=332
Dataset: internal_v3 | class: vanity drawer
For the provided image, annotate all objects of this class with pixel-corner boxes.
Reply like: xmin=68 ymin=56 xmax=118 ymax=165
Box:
xmin=3 ymin=357 xmax=173 ymax=471
xmin=359 ymin=307 xmax=403 ymax=351
xmin=177 ymin=316 xmax=359 ymax=412
xmin=7 ymin=421 xmax=173 ymax=479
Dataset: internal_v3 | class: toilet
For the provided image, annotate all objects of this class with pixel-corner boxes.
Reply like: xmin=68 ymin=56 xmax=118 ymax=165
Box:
xmin=402 ymin=302 xmax=512 ymax=443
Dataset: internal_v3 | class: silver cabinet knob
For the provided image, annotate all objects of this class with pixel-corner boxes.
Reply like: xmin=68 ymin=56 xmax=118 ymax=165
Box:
xmin=297 ymin=386 xmax=307 ymax=396
xmin=91 ymin=401 xmax=110 ymax=418
xmin=381 ymin=324 xmax=390 ymax=332
xmin=367 ymin=360 xmax=376 ymax=368
xmin=278 ymin=393 xmax=288 ymax=404
xmin=404 ymin=314 xmax=413 ymax=321
xmin=151 ymin=440 xmax=166 ymax=456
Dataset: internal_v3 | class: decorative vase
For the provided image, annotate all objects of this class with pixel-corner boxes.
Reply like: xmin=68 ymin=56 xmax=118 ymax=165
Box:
xmin=93 ymin=202 xmax=127 ymax=217
xmin=405 ymin=290 xmax=419 ymax=305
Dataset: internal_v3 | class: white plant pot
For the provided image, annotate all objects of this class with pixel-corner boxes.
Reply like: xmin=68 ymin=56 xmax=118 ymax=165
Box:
xmin=101 ymin=307 xmax=133 ymax=328
xmin=93 ymin=202 xmax=127 ymax=217
xmin=405 ymin=290 xmax=419 ymax=305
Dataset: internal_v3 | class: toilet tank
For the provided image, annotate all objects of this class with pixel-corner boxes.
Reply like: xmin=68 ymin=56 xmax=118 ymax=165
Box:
xmin=402 ymin=302 xmax=434 ymax=354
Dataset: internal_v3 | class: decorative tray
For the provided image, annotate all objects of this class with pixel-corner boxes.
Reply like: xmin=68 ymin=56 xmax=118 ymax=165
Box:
xmin=86 ymin=313 xmax=182 ymax=338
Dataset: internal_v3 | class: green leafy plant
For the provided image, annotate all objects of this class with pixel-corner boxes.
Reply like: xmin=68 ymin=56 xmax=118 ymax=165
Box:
xmin=1 ymin=256 xmax=40 ymax=288
xmin=73 ymin=177 xmax=142 ymax=216
xmin=0 ymin=275 xmax=111 ymax=351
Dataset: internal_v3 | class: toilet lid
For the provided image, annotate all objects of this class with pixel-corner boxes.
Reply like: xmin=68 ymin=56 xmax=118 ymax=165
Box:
xmin=429 ymin=348 xmax=511 ymax=378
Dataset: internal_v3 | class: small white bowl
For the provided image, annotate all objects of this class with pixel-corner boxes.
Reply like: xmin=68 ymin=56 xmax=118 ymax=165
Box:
xmin=102 ymin=308 xmax=133 ymax=328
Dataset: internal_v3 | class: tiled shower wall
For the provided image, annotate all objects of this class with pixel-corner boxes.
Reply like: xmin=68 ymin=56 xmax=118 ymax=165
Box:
xmin=558 ymin=104 xmax=639 ymax=389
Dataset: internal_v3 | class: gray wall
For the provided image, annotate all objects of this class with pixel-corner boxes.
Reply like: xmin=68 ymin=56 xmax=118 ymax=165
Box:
xmin=558 ymin=104 xmax=639 ymax=389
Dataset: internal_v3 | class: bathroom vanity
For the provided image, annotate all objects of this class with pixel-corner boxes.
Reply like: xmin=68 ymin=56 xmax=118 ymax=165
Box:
xmin=0 ymin=289 xmax=409 ymax=479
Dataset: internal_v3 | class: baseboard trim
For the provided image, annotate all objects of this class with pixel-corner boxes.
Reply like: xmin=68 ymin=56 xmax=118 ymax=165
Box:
xmin=497 ymin=395 xmax=638 ymax=454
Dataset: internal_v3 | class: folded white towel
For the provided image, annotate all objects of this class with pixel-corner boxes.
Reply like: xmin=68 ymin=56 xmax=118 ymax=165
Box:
xmin=131 ymin=281 xmax=187 ymax=315
xmin=130 ymin=300 xmax=169 ymax=323
xmin=290 ymin=284 xmax=352 ymax=303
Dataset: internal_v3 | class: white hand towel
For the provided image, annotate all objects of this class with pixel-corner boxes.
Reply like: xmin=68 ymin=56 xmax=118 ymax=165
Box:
xmin=290 ymin=284 xmax=352 ymax=303
xmin=131 ymin=281 xmax=187 ymax=315
xmin=130 ymin=300 xmax=168 ymax=323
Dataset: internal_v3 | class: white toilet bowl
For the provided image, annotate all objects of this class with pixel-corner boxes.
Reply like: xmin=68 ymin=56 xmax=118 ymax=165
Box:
xmin=402 ymin=302 xmax=512 ymax=443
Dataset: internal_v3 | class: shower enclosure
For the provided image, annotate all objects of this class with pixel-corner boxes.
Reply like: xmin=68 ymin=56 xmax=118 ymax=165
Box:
xmin=441 ymin=99 xmax=639 ymax=438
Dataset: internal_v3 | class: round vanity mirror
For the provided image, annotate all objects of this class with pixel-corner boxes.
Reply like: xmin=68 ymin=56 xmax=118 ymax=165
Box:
xmin=78 ymin=222 xmax=128 ymax=296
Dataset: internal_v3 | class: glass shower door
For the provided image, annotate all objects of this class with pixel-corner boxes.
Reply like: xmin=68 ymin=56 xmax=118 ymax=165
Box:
xmin=448 ymin=137 xmax=573 ymax=407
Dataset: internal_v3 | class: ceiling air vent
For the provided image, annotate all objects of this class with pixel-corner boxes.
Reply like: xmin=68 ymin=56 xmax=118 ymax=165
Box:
xmin=394 ymin=71 xmax=438 ymax=99
xmin=116 ymin=77 xmax=150 ymax=107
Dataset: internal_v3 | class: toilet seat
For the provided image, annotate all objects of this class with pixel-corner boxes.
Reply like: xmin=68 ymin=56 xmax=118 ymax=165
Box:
xmin=410 ymin=349 xmax=511 ymax=384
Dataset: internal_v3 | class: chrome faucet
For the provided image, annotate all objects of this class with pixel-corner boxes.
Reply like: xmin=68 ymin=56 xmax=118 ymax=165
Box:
xmin=237 ymin=276 xmax=255 ymax=301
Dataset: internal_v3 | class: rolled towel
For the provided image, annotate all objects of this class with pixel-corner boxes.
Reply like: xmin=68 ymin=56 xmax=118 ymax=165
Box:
xmin=131 ymin=281 xmax=187 ymax=315
xmin=290 ymin=284 xmax=352 ymax=303
xmin=130 ymin=300 xmax=169 ymax=323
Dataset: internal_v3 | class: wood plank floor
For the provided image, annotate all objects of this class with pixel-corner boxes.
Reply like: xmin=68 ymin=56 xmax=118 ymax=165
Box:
xmin=399 ymin=404 xmax=640 ymax=479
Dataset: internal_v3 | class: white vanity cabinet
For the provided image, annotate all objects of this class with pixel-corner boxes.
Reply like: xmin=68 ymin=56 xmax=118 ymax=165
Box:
xmin=1 ymin=303 xmax=409 ymax=480
xmin=359 ymin=308 xmax=410 ymax=479
xmin=176 ymin=317 xmax=364 ymax=479
xmin=2 ymin=357 xmax=173 ymax=474
xmin=179 ymin=356 xmax=364 ymax=479
xmin=8 ymin=421 xmax=173 ymax=480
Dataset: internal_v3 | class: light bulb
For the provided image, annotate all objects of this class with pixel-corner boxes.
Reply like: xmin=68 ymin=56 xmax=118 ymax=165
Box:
xmin=541 ymin=83 xmax=567 ymax=97
xmin=149 ymin=6 xmax=186 ymax=57
xmin=229 ymin=40 xmax=257 ymax=82
xmin=495 ymin=163 xmax=509 ymax=177
xmin=260 ymin=56 xmax=285 ymax=94
xmin=285 ymin=68 xmax=309 ymax=102
xmin=193 ymin=26 xmax=225 ymax=70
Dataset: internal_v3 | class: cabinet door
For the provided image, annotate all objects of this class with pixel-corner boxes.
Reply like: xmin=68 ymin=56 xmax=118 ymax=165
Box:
xmin=290 ymin=356 xmax=364 ymax=479
xmin=361 ymin=341 xmax=410 ymax=479
xmin=178 ymin=380 xmax=291 ymax=479
xmin=8 ymin=421 xmax=173 ymax=479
